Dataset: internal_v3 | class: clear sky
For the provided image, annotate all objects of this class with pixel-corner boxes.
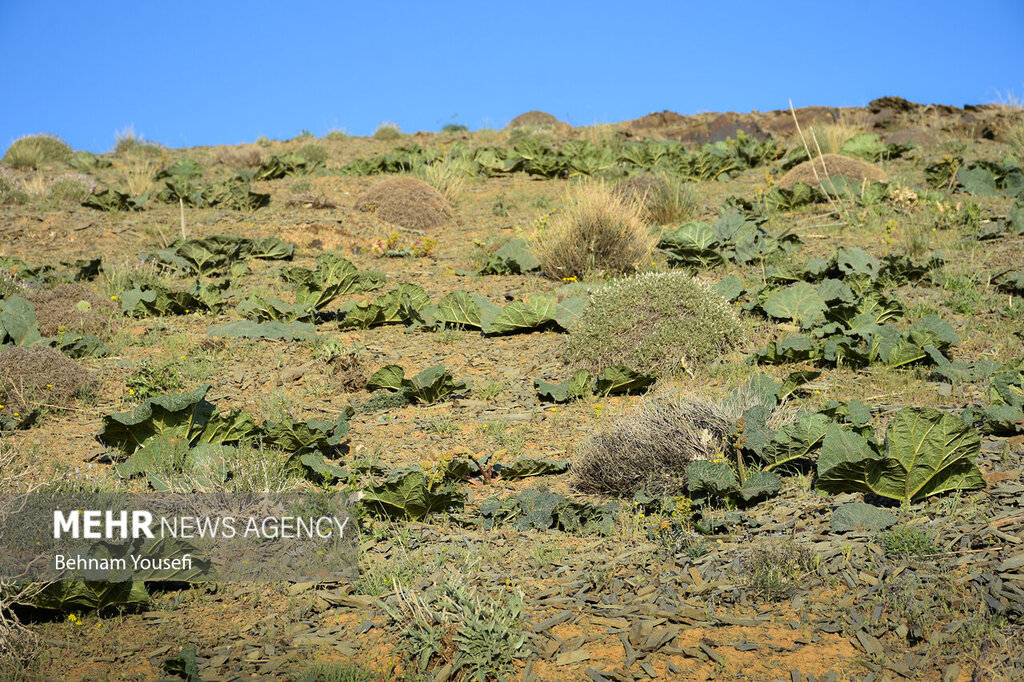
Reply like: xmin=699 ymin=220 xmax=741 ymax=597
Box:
xmin=2 ymin=1 xmax=1022 ymax=153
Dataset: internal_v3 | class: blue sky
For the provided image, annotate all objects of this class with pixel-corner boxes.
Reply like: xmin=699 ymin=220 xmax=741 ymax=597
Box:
xmin=2 ymin=1 xmax=1022 ymax=153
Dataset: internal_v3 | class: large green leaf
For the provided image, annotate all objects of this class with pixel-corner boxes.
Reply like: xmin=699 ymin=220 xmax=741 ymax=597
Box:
xmin=96 ymin=385 xmax=217 ymax=459
xmin=0 ymin=296 xmax=42 ymax=346
xmin=484 ymin=297 xmax=556 ymax=335
xmin=366 ymin=365 xmax=407 ymax=392
xmin=762 ymin=413 xmax=831 ymax=470
xmin=762 ymin=282 xmax=826 ymax=327
xmin=360 ymin=469 xmax=465 ymax=521
xmin=817 ymin=408 xmax=983 ymax=503
xmin=593 ymin=365 xmax=657 ymax=396
xmin=535 ymin=369 xmax=593 ymax=403
xmin=406 ymin=366 xmax=468 ymax=405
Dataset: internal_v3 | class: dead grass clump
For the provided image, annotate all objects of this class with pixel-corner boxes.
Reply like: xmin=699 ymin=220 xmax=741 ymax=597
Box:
xmin=354 ymin=177 xmax=454 ymax=231
xmin=740 ymin=540 xmax=817 ymax=601
xmin=217 ymin=144 xmax=264 ymax=169
xmin=811 ymin=121 xmax=865 ymax=154
xmin=564 ymin=271 xmax=744 ymax=374
xmin=571 ymin=395 xmax=732 ymax=496
xmin=777 ymin=153 xmax=888 ymax=190
xmin=0 ymin=346 xmax=92 ymax=417
xmin=508 ymin=111 xmax=560 ymax=129
xmin=23 ymin=283 xmax=116 ymax=337
xmin=534 ymin=181 xmax=655 ymax=280
xmin=612 ymin=172 xmax=696 ymax=225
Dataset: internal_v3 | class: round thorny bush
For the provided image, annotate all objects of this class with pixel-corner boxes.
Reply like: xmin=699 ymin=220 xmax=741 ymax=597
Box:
xmin=564 ymin=271 xmax=745 ymax=375
xmin=0 ymin=346 xmax=93 ymax=421
xmin=354 ymin=176 xmax=454 ymax=231
xmin=24 ymin=283 xmax=116 ymax=337
xmin=777 ymin=153 xmax=887 ymax=190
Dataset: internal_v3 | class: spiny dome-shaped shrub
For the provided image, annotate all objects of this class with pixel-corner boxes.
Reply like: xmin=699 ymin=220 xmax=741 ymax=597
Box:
xmin=534 ymin=181 xmax=656 ymax=280
xmin=778 ymin=153 xmax=887 ymax=190
xmin=564 ymin=271 xmax=744 ymax=375
xmin=2 ymin=134 xmax=73 ymax=169
xmin=354 ymin=176 xmax=454 ymax=231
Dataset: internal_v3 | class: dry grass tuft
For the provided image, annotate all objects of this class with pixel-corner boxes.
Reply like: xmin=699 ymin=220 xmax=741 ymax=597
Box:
xmin=508 ymin=111 xmax=561 ymax=129
xmin=373 ymin=122 xmax=403 ymax=140
xmin=354 ymin=176 xmax=454 ymax=231
xmin=534 ymin=181 xmax=655 ymax=280
xmin=217 ymin=144 xmax=264 ymax=169
xmin=115 ymin=155 xmax=158 ymax=196
xmin=612 ymin=172 xmax=696 ymax=225
xmin=740 ymin=540 xmax=817 ymax=601
xmin=810 ymin=121 xmax=865 ymax=155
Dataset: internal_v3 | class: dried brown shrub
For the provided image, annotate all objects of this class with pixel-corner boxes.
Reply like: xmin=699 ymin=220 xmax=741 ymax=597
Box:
xmin=216 ymin=144 xmax=264 ymax=169
xmin=354 ymin=177 xmax=454 ymax=231
xmin=23 ymin=283 xmax=115 ymax=337
xmin=0 ymin=346 xmax=93 ymax=415
xmin=508 ymin=111 xmax=561 ymax=129
xmin=570 ymin=395 xmax=733 ymax=497
xmin=777 ymin=153 xmax=887 ymax=190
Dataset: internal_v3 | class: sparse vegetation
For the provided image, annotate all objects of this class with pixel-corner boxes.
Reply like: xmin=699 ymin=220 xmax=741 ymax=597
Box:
xmin=612 ymin=171 xmax=696 ymax=224
xmin=741 ymin=540 xmax=817 ymax=601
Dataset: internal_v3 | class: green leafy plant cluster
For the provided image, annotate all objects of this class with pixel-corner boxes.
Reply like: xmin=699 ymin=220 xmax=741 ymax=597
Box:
xmin=479 ymin=488 xmax=618 ymax=533
xmin=96 ymin=384 xmax=353 ymax=489
xmin=746 ymin=247 xmax=956 ymax=369
xmin=534 ymin=365 xmax=656 ymax=402
xmin=82 ymin=187 xmax=146 ymax=212
xmin=0 ymin=295 xmax=106 ymax=358
xmin=339 ymin=133 xmax=781 ymax=181
xmin=926 ymin=156 xmax=1024 ymax=197
xmin=155 ymin=176 xmax=270 ymax=210
xmin=658 ymin=210 xmax=801 ymax=268
xmin=0 ymin=255 xmax=101 ymax=289
xmin=254 ymin=151 xmax=325 ymax=180
xmin=383 ymin=581 xmax=529 ymax=681
xmin=680 ymin=373 xmax=984 ymax=507
xmin=237 ymin=253 xmax=385 ymax=324
xmin=779 ymin=134 xmax=913 ymax=169
xmin=366 ymin=365 xmax=469 ymax=405
xmin=119 ymin=279 xmax=230 ymax=317
xmin=471 ymin=237 xmax=541 ymax=275
xmin=144 ymin=234 xmax=294 ymax=276
xmin=962 ymin=360 xmax=1024 ymax=435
